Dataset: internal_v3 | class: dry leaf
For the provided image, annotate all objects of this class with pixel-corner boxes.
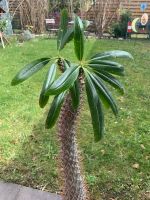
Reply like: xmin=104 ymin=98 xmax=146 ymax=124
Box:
xmin=132 ymin=163 xmax=140 ymax=169
xmin=101 ymin=149 xmax=105 ymax=155
xmin=144 ymin=191 xmax=150 ymax=200
xmin=140 ymin=144 xmax=146 ymax=150
xmin=145 ymin=156 xmax=150 ymax=160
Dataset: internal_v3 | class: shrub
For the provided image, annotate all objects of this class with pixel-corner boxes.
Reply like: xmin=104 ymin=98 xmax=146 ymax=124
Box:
xmin=0 ymin=20 xmax=7 ymax=32
xmin=111 ymin=10 xmax=131 ymax=38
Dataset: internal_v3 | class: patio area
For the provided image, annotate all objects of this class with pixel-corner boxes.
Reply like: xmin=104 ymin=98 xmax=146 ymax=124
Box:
xmin=0 ymin=182 xmax=61 ymax=200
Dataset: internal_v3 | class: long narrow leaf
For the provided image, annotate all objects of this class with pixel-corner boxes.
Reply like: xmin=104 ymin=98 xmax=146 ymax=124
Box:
xmin=82 ymin=20 xmax=90 ymax=30
xmin=63 ymin=59 xmax=71 ymax=70
xmin=45 ymin=65 xmax=79 ymax=95
xmin=88 ymin=63 xmax=125 ymax=76
xmin=74 ymin=15 xmax=84 ymax=61
xmin=11 ymin=58 xmax=50 ymax=85
xmin=64 ymin=61 xmax=81 ymax=99
xmin=57 ymin=9 xmax=68 ymax=50
xmin=59 ymin=28 xmax=74 ymax=50
xmin=90 ymin=73 xmax=118 ymax=116
xmin=90 ymin=50 xmax=133 ymax=60
xmin=95 ymin=71 xmax=124 ymax=94
xmin=45 ymin=92 xmax=66 ymax=129
xmin=85 ymin=73 xmax=104 ymax=141
xmin=89 ymin=60 xmax=123 ymax=67
xmin=70 ymin=79 xmax=80 ymax=110
xmin=39 ymin=63 xmax=57 ymax=108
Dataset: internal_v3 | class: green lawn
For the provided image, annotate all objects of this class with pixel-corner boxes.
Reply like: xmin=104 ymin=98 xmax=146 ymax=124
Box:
xmin=0 ymin=38 xmax=149 ymax=200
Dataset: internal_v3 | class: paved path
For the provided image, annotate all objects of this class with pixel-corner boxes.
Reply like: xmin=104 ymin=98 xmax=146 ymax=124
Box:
xmin=0 ymin=182 xmax=62 ymax=200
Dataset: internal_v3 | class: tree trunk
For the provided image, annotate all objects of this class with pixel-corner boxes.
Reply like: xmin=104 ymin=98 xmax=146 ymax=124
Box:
xmin=97 ymin=30 xmax=103 ymax=38
xmin=58 ymin=81 xmax=88 ymax=200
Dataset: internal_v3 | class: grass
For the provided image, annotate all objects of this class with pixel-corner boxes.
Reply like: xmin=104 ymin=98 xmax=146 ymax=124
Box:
xmin=0 ymin=38 xmax=149 ymax=200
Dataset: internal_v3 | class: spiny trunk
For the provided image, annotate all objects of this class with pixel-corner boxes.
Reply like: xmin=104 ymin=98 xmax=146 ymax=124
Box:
xmin=58 ymin=81 xmax=88 ymax=200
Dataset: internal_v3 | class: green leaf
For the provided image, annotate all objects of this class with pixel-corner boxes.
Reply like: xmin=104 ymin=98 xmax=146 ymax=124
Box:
xmin=59 ymin=28 xmax=74 ymax=50
xmin=57 ymin=9 xmax=69 ymax=50
xmin=90 ymin=73 xmax=118 ymax=116
xmin=59 ymin=19 xmax=89 ymax=51
xmin=11 ymin=58 xmax=50 ymax=85
xmin=95 ymin=71 xmax=124 ymax=95
xmin=63 ymin=59 xmax=71 ymax=70
xmin=70 ymin=79 xmax=80 ymax=110
xmin=82 ymin=20 xmax=90 ymax=29
xmin=74 ymin=15 xmax=84 ymax=61
xmin=88 ymin=63 xmax=125 ymax=76
xmin=45 ymin=92 xmax=66 ymax=129
xmin=85 ymin=73 xmax=104 ymax=141
xmin=45 ymin=65 xmax=79 ymax=96
xmin=89 ymin=60 xmax=123 ymax=67
xmin=64 ymin=60 xmax=80 ymax=110
xmin=39 ymin=63 xmax=57 ymax=108
xmin=90 ymin=50 xmax=133 ymax=60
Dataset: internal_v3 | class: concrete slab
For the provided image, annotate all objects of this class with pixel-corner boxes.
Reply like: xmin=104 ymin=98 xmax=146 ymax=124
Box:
xmin=0 ymin=182 xmax=62 ymax=200
xmin=0 ymin=182 xmax=21 ymax=200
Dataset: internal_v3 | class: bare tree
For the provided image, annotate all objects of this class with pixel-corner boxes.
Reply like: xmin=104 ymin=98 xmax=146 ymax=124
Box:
xmin=93 ymin=0 xmax=121 ymax=37
xmin=10 ymin=0 xmax=49 ymax=33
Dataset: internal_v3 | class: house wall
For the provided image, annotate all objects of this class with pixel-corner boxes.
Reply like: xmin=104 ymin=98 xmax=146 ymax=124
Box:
xmin=121 ymin=0 xmax=150 ymax=19
xmin=85 ymin=0 xmax=150 ymax=32
xmin=85 ymin=0 xmax=121 ymax=33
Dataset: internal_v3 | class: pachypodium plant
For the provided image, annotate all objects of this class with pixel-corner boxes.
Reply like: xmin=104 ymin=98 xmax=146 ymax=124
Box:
xmin=11 ymin=9 xmax=133 ymax=200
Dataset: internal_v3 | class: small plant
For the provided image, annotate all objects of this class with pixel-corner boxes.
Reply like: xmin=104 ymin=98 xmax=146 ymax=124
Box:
xmin=11 ymin=9 xmax=132 ymax=200
xmin=111 ymin=10 xmax=131 ymax=38
xmin=25 ymin=25 xmax=34 ymax=33
xmin=0 ymin=19 xmax=7 ymax=32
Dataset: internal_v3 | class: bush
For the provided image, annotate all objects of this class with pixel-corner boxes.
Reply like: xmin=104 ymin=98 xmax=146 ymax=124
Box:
xmin=0 ymin=20 xmax=7 ymax=32
xmin=111 ymin=10 xmax=131 ymax=38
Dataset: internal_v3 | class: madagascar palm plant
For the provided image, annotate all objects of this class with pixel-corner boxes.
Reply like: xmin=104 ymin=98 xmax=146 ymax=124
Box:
xmin=11 ymin=9 xmax=133 ymax=200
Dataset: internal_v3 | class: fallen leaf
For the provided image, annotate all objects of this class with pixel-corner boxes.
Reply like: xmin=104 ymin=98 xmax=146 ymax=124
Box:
xmin=140 ymin=144 xmax=146 ymax=150
xmin=32 ymin=156 xmax=37 ymax=161
xmin=10 ymin=140 xmax=18 ymax=145
xmin=145 ymin=156 xmax=150 ymax=160
xmin=100 ymin=149 xmax=105 ymax=155
xmin=144 ymin=191 xmax=150 ymax=199
xmin=132 ymin=163 xmax=140 ymax=169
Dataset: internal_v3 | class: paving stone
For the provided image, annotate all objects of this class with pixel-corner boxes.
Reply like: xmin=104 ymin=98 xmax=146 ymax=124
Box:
xmin=16 ymin=186 xmax=62 ymax=200
xmin=0 ymin=182 xmax=21 ymax=200
xmin=0 ymin=182 xmax=62 ymax=200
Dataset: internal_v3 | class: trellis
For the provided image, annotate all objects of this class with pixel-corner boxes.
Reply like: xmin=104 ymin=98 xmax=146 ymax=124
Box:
xmin=86 ymin=0 xmax=121 ymax=36
xmin=9 ymin=0 xmax=49 ymax=33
